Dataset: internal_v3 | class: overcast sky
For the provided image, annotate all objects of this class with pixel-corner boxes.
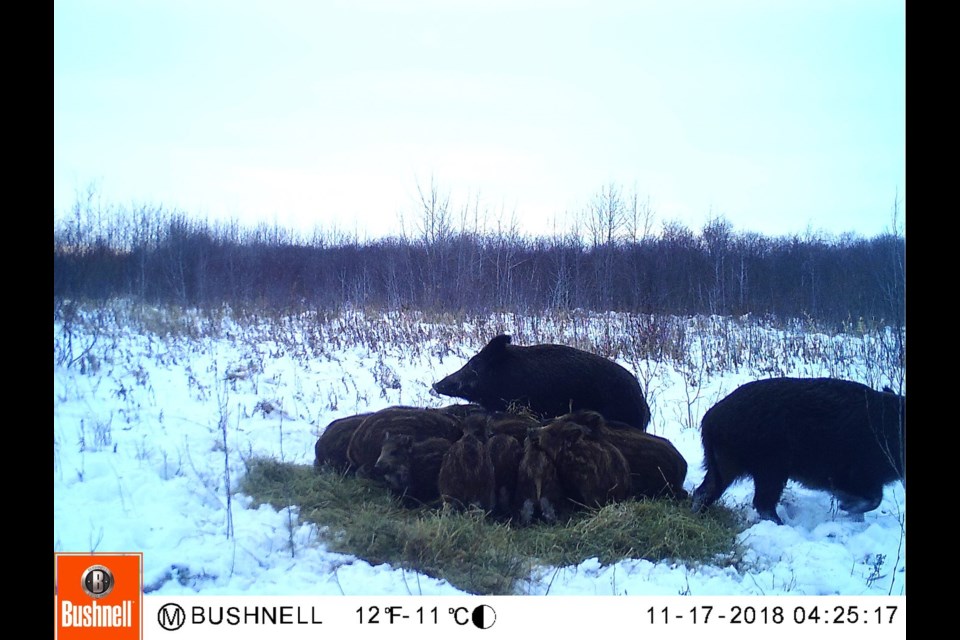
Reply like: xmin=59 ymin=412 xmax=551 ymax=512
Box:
xmin=54 ymin=1 xmax=905 ymax=240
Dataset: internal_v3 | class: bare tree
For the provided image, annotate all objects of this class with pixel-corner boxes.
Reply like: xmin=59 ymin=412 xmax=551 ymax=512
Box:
xmin=585 ymin=183 xmax=625 ymax=249
xmin=397 ymin=176 xmax=456 ymax=308
xmin=702 ymin=215 xmax=733 ymax=314
xmin=414 ymin=175 xmax=454 ymax=248
xmin=624 ymin=186 xmax=656 ymax=243
xmin=492 ymin=207 xmax=523 ymax=309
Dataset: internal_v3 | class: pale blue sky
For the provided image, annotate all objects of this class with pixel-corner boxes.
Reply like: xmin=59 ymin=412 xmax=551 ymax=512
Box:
xmin=54 ymin=1 xmax=905 ymax=240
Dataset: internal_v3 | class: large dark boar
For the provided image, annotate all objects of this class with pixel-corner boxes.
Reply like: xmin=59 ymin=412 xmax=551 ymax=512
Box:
xmin=314 ymin=413 xmax=372 ymax=473
xmin=346 ymin=406 xmax=463 ymax=478
xmin=562 ymin=411 xmax=688 ymax=499
xmin=691 ymin=377 xmax=906 ymax=524
xmin=432 ymin=334 xmax=651 ymax=430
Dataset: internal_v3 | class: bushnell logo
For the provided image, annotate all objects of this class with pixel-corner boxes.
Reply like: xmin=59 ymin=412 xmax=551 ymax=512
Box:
xmin=55 ymin=553 xmax=142 ymax=640
xmin=81 ymin=565 xmax=115 ymax=599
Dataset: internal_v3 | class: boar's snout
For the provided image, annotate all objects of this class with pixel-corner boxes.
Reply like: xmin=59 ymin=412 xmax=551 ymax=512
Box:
xmin=432 ymin=375 xmax=457 ymax=395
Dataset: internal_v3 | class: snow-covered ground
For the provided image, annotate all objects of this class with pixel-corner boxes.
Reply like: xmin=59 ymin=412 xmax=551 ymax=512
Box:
xmin=53 ymin=305 xmax=905 ymax=596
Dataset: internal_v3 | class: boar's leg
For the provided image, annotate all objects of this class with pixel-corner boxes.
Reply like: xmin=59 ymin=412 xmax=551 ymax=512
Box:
xmin=539 ymin=497 xmax=558 ymax=524
xmin=835 ymin=486 xmax=883 ymax=517
xmin=691 ymin=467 xmax=728 ymax=513
xmin=751 ymin=471 xmax=788 ymax=525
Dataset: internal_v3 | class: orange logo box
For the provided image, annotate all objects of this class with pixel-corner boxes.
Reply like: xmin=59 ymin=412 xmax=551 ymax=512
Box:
xmin=55 ymin=553 xmax=142 ymax=640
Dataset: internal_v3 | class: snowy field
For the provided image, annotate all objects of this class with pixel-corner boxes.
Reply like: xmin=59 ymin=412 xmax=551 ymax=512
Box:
xmin=53 ymin=303 xmax=905 ymax=596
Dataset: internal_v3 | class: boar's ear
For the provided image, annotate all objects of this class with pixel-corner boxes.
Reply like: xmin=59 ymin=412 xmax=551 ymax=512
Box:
xmin=576 ymin=411 xmax=606 ymax=436
xmin=566 ymin=424 xmax=588 ymax=444
xmin=525 ymin=426 xmax=541 ymax=445
xmin=483 ymin=334 xmax=512 ymax=353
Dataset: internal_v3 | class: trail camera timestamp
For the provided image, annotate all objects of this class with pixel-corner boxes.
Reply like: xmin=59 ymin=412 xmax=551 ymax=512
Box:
xmin=648 ymin=604 xmax=900 ymax=626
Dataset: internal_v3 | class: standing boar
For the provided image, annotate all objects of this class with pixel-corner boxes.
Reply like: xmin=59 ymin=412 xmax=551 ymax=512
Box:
xmin=691 ymin=377 xmax=906 ymax=524
xmin=374 ymin=433 xmax=451 ymax=507
xmin=432 ymin=334 xmax=651 ymax=429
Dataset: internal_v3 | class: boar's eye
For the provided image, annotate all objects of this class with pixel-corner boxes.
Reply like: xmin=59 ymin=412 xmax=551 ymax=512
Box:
xmin=462 ymin=362 xmax=482 ymax=381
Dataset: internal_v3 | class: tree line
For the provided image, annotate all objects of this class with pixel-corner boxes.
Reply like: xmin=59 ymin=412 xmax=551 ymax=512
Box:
xmin=53 ymin=190 xmax=905 ymax=327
